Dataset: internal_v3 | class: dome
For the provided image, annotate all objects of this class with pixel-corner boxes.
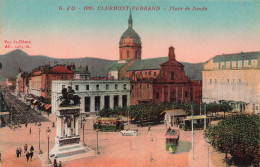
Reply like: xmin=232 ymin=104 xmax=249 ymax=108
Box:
xmin=119 ymin=28 xmax=141 ymax=45
xmin=119 ymin=11 xmax=141 ymax=45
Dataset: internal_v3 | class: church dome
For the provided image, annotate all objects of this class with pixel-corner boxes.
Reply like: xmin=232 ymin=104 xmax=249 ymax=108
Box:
xmin=119 ymin=11 xmax=141 ymax=45
xmin=120 ymin=28 xmax=141 ymax=45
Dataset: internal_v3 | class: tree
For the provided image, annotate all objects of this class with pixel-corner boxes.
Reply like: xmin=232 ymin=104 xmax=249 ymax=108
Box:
xmin=205 ymin=114 xmax=259 ymax=166
xmin=219 ymin=103 xmax=233 ymax=118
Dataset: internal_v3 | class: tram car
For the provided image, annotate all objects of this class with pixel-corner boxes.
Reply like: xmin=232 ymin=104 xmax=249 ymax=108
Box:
xmin=93 ymin=117 xmax=124 ymax=132
xmin=180 ymin=115 xmax=209 ymax=131
xmin=165 ymin=127 xmax=180 ymax=153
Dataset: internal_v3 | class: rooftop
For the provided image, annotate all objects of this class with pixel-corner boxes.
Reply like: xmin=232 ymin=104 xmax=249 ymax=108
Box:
xmin=128 ymin=57 xmax=168 ymax=71
xmin=49 ymin=66 xmax=73 ymax=74
xmin=212 ymin=51 xmax=260 ymax=63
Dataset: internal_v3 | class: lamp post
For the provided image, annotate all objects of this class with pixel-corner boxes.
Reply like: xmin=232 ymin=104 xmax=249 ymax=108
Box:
xmin=37 ymin=122 xmax=42 ymax=154
xmin=191 ymin=104 xmax=194 ymax=160
xmin=46 ymin=127 xmax=52 ymax=164
xmin=82 ymin=118 xmax=86 ymax=146
xmin=96 ymin=130 xmax=100 ymax=154
xmin=204 ymin=103 xmax=207 ymax=130
xmin=205 ymin=138 xmax=211 ymax=167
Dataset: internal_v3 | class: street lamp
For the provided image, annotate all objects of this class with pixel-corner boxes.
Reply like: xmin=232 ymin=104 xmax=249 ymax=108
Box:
xmin=82 ymin=118 xmax=86 ymax=146
xmin=37 ymin=122 xmax=42 ymax=154
xmin=46 ymin=127 xmax=52 ymax=164
xmin=96 ymin=130 xmax=100 ymax=154
xmin=205 ymin=137 xmax=211 ymax=167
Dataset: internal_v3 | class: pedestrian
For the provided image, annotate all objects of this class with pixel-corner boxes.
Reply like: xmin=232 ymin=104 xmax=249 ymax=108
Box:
xmin=24 ymin=144 xmax=28 ymax=153
xmin=148 ymin=125 xmax=151 ymax=131
xmin=58 ymin=161 xmax=62 ymax=167
xmin=29 ymin=151 xmax=33 ymax=161
xmin=26 ymin=152 xmax=29 ymax=162
xmin=52 ymin=122 xmax=55 ymax=128
xmin=29 ymin=127 xmax=31 ymax=134
xmin=16 ymin=148 xmax=19 ymax=158
xmin=19 ymin=147 xmax=22 ymax=157
xmin=25 ymin=123 xmax=27 ymax=128
xmin=47 ymin=113 xmax=50 ymax=117
xmin=30 ymin=145 xmax=34 ymax=152
xmin=53 ymin=158 xmax=58 ymax=167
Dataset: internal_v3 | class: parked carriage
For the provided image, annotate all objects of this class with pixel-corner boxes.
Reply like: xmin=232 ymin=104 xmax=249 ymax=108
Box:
xmin=165 ymin=127 xmax=180 ymax=153
xmin=93 ymin=118 xmax=124 ymax=132
xmin=180 ymin=115 xmax=209 ymax=131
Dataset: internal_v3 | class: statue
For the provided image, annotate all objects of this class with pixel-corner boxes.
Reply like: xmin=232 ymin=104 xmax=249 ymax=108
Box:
xmin=58 ymin=86 xmax=81 ymax=107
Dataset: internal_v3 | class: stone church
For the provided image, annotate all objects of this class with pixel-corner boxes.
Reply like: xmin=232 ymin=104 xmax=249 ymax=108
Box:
xmin=108 ymin=12 xmax=202 ymax=105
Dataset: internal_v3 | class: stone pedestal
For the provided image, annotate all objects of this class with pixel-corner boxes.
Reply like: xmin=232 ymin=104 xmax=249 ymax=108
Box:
xmin=50 ymin=106 xmax=88 ymax=159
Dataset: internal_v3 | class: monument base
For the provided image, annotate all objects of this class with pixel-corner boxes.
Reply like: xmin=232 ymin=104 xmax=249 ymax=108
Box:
xmin=50 ymin=136 xmax=88 ymax=159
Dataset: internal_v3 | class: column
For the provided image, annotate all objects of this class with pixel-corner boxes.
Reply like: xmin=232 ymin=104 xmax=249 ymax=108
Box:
xmin=110 ymin=95 xmax=114 ymax=109
xmin=161 ymin=87 xmax=164 ymax=103
xmin=182 ymin=86 xmax=184 ymax=102
xmin=127 ymin=94 xmax=130 ymax=106
xmin=119 ymin=94 xmax=122 ymax=107
xmin=64 ymin=122 xmax=68 ymax=137
xmin=90 ymin=96 xmax=95 ymax=112
xmin=56 ymin=117 xmax=62 ymax=137
xmin=176 ymin=87 xmax=178 ymax=102
xmin=100 ymin=95 xmax=104 ymax=110
xmin=80 ymin=95 xmax=84 ymax=114
xmin=75 ymin=116 xmax=79 ymax=136
xmin=175 ymin=87 xmax=178 ymax=102
xmin=167 ymin=86 xmax=170 ymax=102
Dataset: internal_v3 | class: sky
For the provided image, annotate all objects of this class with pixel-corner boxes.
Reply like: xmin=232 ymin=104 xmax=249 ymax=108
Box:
xmin=0 ymin=0 xmax=259 ymax=63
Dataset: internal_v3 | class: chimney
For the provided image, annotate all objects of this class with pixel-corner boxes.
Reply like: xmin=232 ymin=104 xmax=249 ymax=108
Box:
xmin=168 ymin=46 xmax=175 ymax=61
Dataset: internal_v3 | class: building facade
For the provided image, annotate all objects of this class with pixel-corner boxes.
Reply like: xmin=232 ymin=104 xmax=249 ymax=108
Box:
xmin=16 ymin=71 xmax=30 ymax=97
xmin=51 ymin=80 xmax=130 ymax=114
xmin=202 ymin=52 xmax=260 ymax=114
xmin=108 ymin=12 xmax=202 ymax=105
xmin=29 ymin=65 xmax=74 ymax=103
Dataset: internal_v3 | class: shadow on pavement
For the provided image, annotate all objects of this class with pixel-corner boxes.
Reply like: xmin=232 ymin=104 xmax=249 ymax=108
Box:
xmin=175 ymin=141 xmax=192 ymax=154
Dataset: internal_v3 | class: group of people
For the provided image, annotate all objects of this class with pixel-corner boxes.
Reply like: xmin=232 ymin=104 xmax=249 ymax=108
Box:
xmin=16 ymin=144 xmax=34 ymax=162
xmin=53 ymin=158 xmax=62 ymax=167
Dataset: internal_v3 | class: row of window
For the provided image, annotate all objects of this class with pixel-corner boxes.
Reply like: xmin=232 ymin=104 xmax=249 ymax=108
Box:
xmin=219 ymin=59 xmax=258 ymax=69
xmin=120 ymin=50 xmax=139 ymax=59
xmin=62 ymin=84 xmax=127 ymax=91
xmin=253 ymin=104 xmax=259 ymax=111
xmin=131 ymin=84 xmax=150 ymax=89
xmin=207 ymin=79 xmax=242 ymax=84
xmin=131 ymin=71 xmax=157 ymax=77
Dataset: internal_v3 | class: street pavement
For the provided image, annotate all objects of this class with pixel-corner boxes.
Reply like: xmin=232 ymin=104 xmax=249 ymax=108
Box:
xmin=0 ymin=111 xmax=226 ymax=167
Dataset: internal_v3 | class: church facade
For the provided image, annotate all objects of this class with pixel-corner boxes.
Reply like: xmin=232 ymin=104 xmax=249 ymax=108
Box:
xmin=108 ymin=12 xmax=202 ymax=105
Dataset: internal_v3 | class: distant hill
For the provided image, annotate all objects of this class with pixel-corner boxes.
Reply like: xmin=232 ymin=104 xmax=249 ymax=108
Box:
xmin=182 ymin=62 xmax=203 ymax=80
xmin=0 ymin=49 xmax=203 ymax=80
xmin=0 ymin=50 xmax=117 ymax=79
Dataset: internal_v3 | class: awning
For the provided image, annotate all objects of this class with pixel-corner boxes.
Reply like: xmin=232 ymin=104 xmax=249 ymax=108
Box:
xmin=165 ymin=135 xmax=179 ymax=139
xmin=185 ymin=115 xmax=207 ymax=121
xmin=44 ymin=105 xmax=51 ymax=110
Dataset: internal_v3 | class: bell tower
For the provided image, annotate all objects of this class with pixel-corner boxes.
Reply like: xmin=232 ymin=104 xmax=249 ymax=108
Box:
xmin=119 ymin=11 xmax=142 ymax=61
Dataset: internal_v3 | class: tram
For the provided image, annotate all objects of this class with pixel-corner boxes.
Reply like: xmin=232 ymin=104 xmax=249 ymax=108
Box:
xmin=180 ymin=115 xmax=209 ymax=131
xmin=165 ymin=127 xmax=180 ymax=153
xmin=93 ymin=117 xmax=124 ymax=132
